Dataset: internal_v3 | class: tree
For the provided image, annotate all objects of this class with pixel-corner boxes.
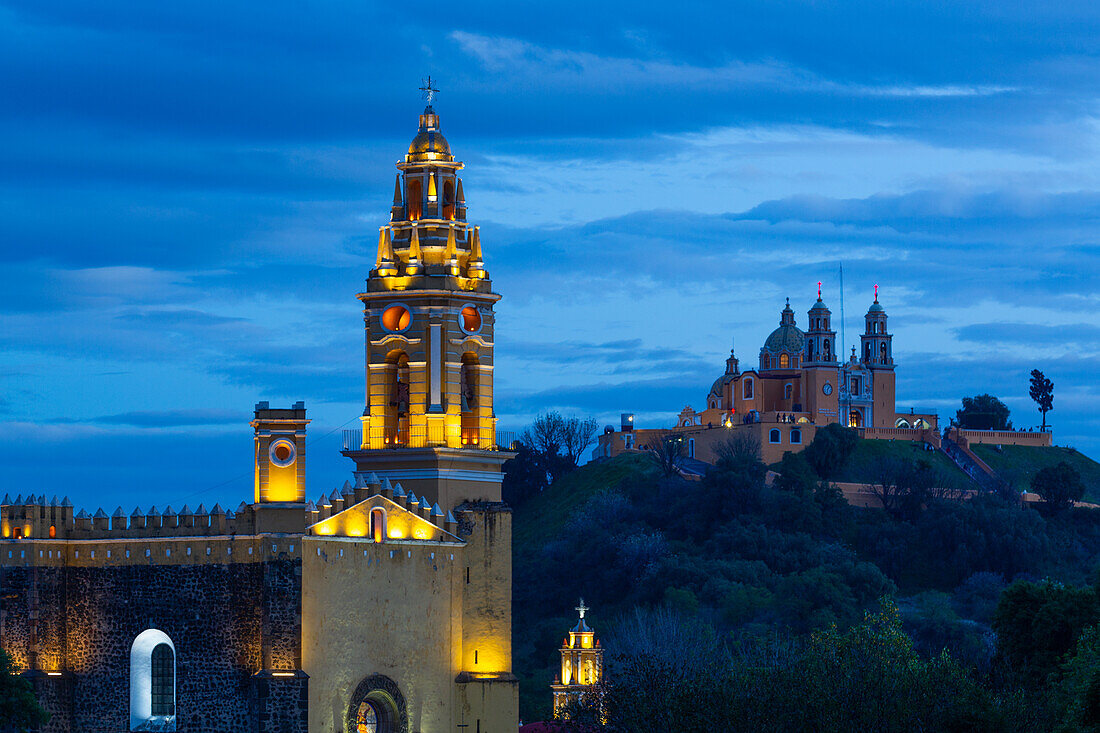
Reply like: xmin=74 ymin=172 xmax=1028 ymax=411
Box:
xmin=955 ymin=394 xmax=1012 ymax=430
xmin=993 ymin=580 xmax=1099 ymax=682
xmin=521 ymin=411 xmax=599 ymax=483
xmin=647 ymin=430 xmax=685 ymax=478
xmin=868 ymin=457 xmax=939 ymax=521
xmin=1029 ymin=369 xmax=1054 ymax=432
xmin=502 ymin=440 xmax=549 ymax=506
xmin=802 ymin=424 xmax=859 ymax=479
xmin=1031 ymin=461 xmax=1085 ymax=511
xmin=0 ymin=648 xmax=49 ymax=732
xmin=773 ymin=451 xmax=817 ymax=496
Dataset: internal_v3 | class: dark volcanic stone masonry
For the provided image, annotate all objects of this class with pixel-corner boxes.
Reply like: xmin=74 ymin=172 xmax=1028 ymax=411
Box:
xmin=1 ymin=557 xmax=306 ymax=733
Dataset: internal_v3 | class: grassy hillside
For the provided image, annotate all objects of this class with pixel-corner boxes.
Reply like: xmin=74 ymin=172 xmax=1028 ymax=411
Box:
xmin=834 ymin=439 xmax=978 ymax=490
xmin=971 ymin=444 xmax=1100 ymax=502
xmin=513 ymin=451 xmax=659 ymax=550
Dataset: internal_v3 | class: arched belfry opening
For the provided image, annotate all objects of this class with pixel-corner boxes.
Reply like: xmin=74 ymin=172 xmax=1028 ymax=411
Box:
xmin=460 ymin=352 xmax=480 ymax=445
xmin=385 ymin=350 xmax=411 ymax=445
xmin=370 ymin=507 xmax=386 ymax=543
xmin=406 ymin=179 xmax=422 ymax=220
xmin=442 ymin=179 xmax=455 ymax=220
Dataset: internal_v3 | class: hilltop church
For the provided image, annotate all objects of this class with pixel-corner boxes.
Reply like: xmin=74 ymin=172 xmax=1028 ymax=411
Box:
xmin=1 ymin=100 xmax=518 ymax=733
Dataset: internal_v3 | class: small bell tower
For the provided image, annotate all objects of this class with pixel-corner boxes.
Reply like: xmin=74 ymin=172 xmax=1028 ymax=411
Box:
xmin=551 ymin=599 xmax=604 ymax=720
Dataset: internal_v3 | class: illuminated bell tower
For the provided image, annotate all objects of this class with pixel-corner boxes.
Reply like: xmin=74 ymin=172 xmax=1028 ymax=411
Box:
xmin=551 ymin=599 xmax=603 ymax=719
xmin=346 ymin=96 xmax=506 ymax=511
xmin=860 ymin=286 xmax=896 ymax=428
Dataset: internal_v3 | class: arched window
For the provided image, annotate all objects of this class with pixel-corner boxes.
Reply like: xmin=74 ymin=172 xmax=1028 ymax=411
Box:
xmin=151 ymin=644 xmax=174 ymax=717
xmin=784 ymin=383 xmax=793 ymax=400
xmin=688 ymin=438 xmax=695 ymax=459
xmin=895 ymin=418 xmax=911 ymax=428
xmin=769 ymin=429 xmax=781 ymax=444
xmin=823 ymin=340 xmax=831 ymax=361
xmin=779 ymin=353 xmax=789 ymax=369
xmin=49 ymin=525 xmax=56 ymax=538
xmin=790 ymin=429 xmax=802 ymax=444
xmin=865 ymin=343 xmax=872 ymax=361
xmin=743 ymin=378 xmax=754 ymax=400
xmin=807 ymin=341 xmax=814 ymax=361
xmin=131 ymin=629 xmax=176 ymax=731
xmin=881 ymin=342 xmax=888 ymax=362
xmin=370 ymin=508 xmax=386 ymax=543
xmin=762 ymin=355 xmax=770 ymax=370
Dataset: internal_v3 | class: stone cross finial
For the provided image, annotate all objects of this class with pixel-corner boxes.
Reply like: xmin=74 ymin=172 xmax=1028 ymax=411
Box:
xmin=576 ymin=599 xmax=589 ymax=619
xmin=419 ymin=75 xmax=439 ymax=103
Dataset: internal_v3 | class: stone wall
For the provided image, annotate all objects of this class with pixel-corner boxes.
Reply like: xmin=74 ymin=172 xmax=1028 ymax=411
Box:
xmin=0 ymin=557 xmax=304 ymax=733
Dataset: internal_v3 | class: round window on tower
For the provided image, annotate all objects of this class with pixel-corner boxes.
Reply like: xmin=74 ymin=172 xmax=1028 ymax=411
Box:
xmin=269 ymin=439 xmax=296 ymax=468
xmin=381 ymin=305 xmax=411 ymax=333
xmin=459 ymin=304 xmax=482 ymax=334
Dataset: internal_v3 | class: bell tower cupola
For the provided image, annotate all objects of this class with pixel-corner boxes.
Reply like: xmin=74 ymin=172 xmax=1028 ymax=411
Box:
xmin=860 ymin=286 xmax=893 ymax=368
xmin=805 ymin=283 xmax=837 ymax=366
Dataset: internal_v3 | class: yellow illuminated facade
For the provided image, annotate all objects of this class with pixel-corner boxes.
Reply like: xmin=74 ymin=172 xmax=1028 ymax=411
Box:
xmin=0 ymin=99 xmax=517 ymax=733
xmin=551 ymin=600 xmax=604 ymax=719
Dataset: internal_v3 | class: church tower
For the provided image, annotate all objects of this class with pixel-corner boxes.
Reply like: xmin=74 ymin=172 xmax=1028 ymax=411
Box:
xmin=860 ymin=286 xmax=896 ymax=428
xmin=551 ymin=600 xmax=603 ymax=720
xmin=346 ymin=97 xmax=505 ymax=511
xmin=303 ymin=90 xmax=517 ymax=733
xmin=803 ymin=285 xmax=839 ymax=423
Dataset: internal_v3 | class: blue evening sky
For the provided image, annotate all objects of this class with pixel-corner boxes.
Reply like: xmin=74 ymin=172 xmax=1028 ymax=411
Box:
xmin=2 ymin=1 xmax=1098 ymax=512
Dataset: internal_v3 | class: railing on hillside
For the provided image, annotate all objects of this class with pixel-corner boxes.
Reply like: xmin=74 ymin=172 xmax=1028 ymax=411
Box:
xmin=955 ymin=429 xmax=1053 ymax=447
xmin=341 ymin=427 xmax=516 ymax=451
xmin=860 ymin=427 xmax=941 ymax=448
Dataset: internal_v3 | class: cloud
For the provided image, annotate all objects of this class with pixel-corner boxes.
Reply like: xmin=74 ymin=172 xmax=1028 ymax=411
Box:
xmin=450 ymin=31 xmax=1017 ymax=100
xmin=93 ymin=409 xmax=247 ymax=427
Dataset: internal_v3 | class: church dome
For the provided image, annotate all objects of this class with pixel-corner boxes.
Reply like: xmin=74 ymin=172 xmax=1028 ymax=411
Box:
xmin=867 ymin=301 xmax=885 ymax=313
xmin=764 ymin=324 xmax=805 ymax=353
xmin=407 ymin=105 xmax=453 ymax=161
xmin=763 ymin=299 xmax=804 ymax=353
xmin=809 ymin=297 xmax=830 ymax=313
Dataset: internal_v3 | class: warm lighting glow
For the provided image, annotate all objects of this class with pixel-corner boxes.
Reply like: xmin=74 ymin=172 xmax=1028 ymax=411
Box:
xmin=460 ymin=305 xmax=481 ymax=332
xmin=46 ymin=672 xmax=62 ymax=677
xmin=382 ymin=305 xmax=411 ymax=332
xmin=271 ymin=671 xmax=295 ymax=677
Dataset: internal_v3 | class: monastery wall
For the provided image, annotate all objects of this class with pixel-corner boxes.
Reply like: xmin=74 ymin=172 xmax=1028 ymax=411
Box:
xmin=0 ymin=556 xmax=305 ymax=733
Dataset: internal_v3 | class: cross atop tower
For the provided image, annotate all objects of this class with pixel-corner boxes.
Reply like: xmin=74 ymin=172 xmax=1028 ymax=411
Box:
xmin=419 ymin=75 xmax=439 ymax=103
xmin=575 ymin=598 xmax=588 ymax=619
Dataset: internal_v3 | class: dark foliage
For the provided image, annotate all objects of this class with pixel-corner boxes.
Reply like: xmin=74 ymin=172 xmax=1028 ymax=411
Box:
xmin=1031 ymin=461 xmax=1085 ymax=511
xmin=0 ymin=648 xmax=49 ymax=732
xmin=957 ymin=394 xmax=1013 ymax=430
xmin=803 ymin=424 xmax=859 ymax=479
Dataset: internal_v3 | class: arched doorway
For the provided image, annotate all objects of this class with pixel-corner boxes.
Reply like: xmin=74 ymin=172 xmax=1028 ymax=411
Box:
xmin=848 ymin=410 xmax=863 ymax=428
xmin=346 ymin=675 xmax=407 ymax=733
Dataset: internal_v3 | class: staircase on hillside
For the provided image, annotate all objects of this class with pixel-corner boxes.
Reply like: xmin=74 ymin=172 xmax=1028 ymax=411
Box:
xmin=941 ymin=435 xmax=1001 ymax=492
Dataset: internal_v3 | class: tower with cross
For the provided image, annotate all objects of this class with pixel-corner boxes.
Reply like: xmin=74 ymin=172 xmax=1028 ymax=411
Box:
xmin=551 ymin=598 xmax=604 ymax=719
